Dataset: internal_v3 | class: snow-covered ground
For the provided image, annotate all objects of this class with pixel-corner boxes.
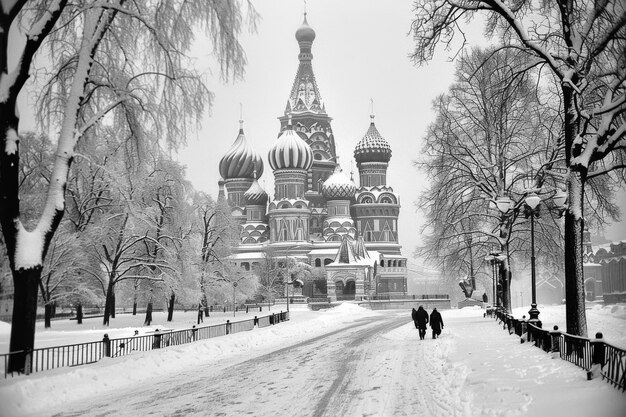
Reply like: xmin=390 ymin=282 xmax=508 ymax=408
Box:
xmin=0 ymin=303 xmax=624 ymax=416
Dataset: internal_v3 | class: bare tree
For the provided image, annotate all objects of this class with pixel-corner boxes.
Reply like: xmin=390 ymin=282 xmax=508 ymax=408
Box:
xmin=0 ymin=0 xmax=256 ymax=371
xmin=411 ymin=0 xmax=625 ymax=335
xmin=416 ymin=47 xmax=563 ymax=312
xmin=254 ymin=249 xmax=284 ymax=310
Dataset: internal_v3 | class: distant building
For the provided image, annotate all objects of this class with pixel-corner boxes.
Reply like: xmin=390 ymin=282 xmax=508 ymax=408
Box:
xmin=216 ymin=14 xmax=407 ymax=300
xmin=583 ymin=229 xmax=626 ymax=303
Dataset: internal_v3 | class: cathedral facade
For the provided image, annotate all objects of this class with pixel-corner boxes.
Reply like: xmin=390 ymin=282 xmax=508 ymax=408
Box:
xmin=217 ymin=15 xmax=407 ymax=301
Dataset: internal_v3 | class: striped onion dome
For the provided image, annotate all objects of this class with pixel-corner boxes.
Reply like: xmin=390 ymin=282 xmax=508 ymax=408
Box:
xmin=354 ymin=117 xmax=392 ymax=163
xmin=244 ymin=178 xmax=268 ymax=206
xmin=219 ymin=127 xmax=264 ymax=180
xmin=322 ymin=163 xmax=356 ymax=200
xmin=268 ymin=125 xmax=313 ymax=171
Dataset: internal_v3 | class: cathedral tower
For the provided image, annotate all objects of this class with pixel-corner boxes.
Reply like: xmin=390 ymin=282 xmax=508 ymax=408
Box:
xmin=218 ymin=121 xmax=264 ymax=224
xmin=279 ymin=14 xmax=337 ymax=235
xmin=267 ymin=119 xmax=313 ymax=242
xmin=352 ymin=114 xmax=401 ymax=252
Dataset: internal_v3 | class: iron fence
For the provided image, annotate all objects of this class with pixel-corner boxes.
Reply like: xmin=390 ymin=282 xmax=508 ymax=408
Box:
xmin=491 ymin=309 xmax=625 ymax=391
xmin=1 ymin=311 xmax=289 ymax=379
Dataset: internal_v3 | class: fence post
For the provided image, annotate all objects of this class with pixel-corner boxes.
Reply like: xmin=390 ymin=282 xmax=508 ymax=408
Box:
xmin=152 ymin=330 xmax=161 ymax=349
xmin=24 ymin=347 xmax=32 ymax=375
xmin=587 ymin=332 xmax=605 ymax=380
xmin=549 ymin=325 xmax=561 ymax=358
xmin=226 ymin=320 xmax=231 ymax=335
xmin=246 ymin=306 xmax=249 ymax=314
xmin=103 ymin=334 xmax=111 ymax=357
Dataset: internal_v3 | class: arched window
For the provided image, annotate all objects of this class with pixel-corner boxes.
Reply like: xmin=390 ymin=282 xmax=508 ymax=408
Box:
xmin=380 ymin=260 xmax=385 ymax=267
xmin=324 ymin=258 xmax=333 ymax=266
xmin=241 ymin=262 xmax=250 ymax=271
xmin=315 ymin=258 xmax=321 ymax=267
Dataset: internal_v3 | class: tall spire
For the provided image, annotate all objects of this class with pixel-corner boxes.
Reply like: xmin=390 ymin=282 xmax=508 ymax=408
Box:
xmin=370 ymin=98 xmax=375 ymax=124
xmin=288 ymin=13 xmax=323 ymax=115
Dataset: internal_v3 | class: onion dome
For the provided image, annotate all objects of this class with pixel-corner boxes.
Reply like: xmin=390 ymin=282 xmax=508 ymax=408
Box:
xmin=322 ymin=163 xmax=356 ymax=200
xmin=219 ymin=122 xmax=264 ymax=180
xmin=244 ymin=178 xmax=268 ymax=206
xmin=295 ymin=14 xmax=316 ymax=44
xmin=268 ymin=121 xmax=313 ymax=171
xmin=354 ymin=115 xmax=392 ymax=163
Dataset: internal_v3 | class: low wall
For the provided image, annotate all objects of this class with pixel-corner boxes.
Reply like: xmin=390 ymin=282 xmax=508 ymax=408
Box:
xmin=358 ymin=299 xmax=451 ymax=311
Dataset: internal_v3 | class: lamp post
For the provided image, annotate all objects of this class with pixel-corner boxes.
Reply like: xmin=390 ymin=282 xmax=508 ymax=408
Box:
xmin=232 ymin=281 xmax=238 ymax=317
xmin=524 ymin=192 xmax=542 ymax=327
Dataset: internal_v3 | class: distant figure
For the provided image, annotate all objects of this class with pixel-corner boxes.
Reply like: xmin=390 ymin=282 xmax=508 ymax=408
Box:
xmin=416 ymin=306 xmax=429 ymax=340
xmin=430 ymin=308 xmax=444 ymax=339
xmin=197 ymin=304 xmax=204 ymax=324
xmin=411 ymin=308 xmax=418 ymax=329
xmin=482 ymin=293 xmax=488 ymax=303
xmin=134 ymin=330 xmax=139 ymax=336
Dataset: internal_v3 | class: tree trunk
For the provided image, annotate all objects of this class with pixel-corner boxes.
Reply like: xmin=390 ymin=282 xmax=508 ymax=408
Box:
xmin=44 ymin=303 xmax=52 ymax=329
xmin=111 ymin=290 xmax=116 ymax=319
xmin=564 ymin=173 xmax=588 ymax=336
xmin=499 ymin=263 xmax=512 ymax=314
xmin=8 ymin=267 xmax=41 ymax=373
xmin=133 ymin=300 xmax=137 ymax=315
xmin=562 ymin=85 xmax=588 ymax=337
xmin=144 ymin=302 xmax=153 ymax=326
xmin=103 ymin=281 xmax=115 ymax=326
xmin=76 ymin=303 xmax=83 ymax=324
xmin=51 ymin=301 xmax=56 ymax=318
xmin=167 ymin=293 xmax=175 ymax=322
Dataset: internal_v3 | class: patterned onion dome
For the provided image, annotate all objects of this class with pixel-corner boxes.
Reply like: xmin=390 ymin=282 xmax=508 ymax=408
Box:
xmin=354 ymin=118 xmax=392 ymax=163
xmin=219 ymin=127 xmax=264 ymax=180
xmin=268 ymin=125 xmax=313 ymax=171
xmin=322 ymin=164 xmax=356 ymax=200
xmin=243 ymin=179 xmax=268 ymax=206
xmin=295 ymin=14 xmax=316 ymax=44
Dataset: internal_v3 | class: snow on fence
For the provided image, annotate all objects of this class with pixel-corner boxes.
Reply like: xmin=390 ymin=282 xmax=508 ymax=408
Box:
xmin=493 ymin=309 xmax=626 ymax=391
xmin=0 ymin=311 xmax=289 ymax=379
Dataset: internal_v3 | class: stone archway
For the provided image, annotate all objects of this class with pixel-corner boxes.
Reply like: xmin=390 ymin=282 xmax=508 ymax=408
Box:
xmin=344 ymin=280 xmax=356 ymax=298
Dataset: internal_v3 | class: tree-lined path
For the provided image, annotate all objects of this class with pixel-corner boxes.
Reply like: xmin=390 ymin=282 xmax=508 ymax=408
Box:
xmin=44 ymin=309 xmax=625 ymax=417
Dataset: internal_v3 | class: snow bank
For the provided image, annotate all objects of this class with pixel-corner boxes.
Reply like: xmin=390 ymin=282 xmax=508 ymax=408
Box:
xmin=0 ymin=304 xmax=380 ymax=416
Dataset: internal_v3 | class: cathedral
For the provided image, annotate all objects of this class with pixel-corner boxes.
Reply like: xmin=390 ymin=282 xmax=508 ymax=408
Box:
xmin=217 ymin=14 xmax=407 ymax=301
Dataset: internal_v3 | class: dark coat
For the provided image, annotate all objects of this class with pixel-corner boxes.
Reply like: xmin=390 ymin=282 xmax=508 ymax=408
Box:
xmin=411 ymin=308 xmax=418 ymax=328
xmin=416 ymin=307 xmax=429 ymax=329
xmin=430 ymin=309 xmax=444 ymax=332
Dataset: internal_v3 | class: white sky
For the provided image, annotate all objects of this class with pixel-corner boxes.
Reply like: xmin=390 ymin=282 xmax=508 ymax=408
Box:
xmin=178 ymin=0 xmax=463 ymax=260
xmin=13 ymin=0 xmax=625 ymax=271
xmin=177 ymin=0 xmax=626 ymax=262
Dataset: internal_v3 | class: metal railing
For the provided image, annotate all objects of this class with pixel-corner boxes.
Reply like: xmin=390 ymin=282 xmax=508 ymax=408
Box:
xmin=1 ymin=311 xmax=289 ymax=379
xmin=492 ymin=309 xmax=625 ymax=391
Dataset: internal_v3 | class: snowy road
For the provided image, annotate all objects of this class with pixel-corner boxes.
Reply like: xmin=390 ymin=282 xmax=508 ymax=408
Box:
xmin=50 ymin=313 xmax=468 ymax=417
xmin=4 ymin=305 xmax=624 ymax=417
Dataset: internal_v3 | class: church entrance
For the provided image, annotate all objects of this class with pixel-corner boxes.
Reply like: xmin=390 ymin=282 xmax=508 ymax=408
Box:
xmin=337 ymin=280 xmax=355 ymax=300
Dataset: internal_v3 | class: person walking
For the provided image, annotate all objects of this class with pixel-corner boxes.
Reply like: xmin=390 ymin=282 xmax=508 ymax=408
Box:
xmin=197 ymin=304 xmax=204 ymax=324
xmin=430 ymin=308 xmax=444 ymax=339
xmin=416 ymin=306 xmax=429 ymax=340
xmin=411 ymin=308 xmax=419 ymax=329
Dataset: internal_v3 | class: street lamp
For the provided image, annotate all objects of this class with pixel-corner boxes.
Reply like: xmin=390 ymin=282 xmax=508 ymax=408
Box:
xmin=232 ymin=281 xmax=238 ymax=317
xmin=524 ymin=192 xmax=542 ymax=327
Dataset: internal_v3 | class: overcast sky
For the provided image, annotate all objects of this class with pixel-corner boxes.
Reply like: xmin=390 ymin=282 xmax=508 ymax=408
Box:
xmin=180 ymin=0 xmax=463 ymax=263
xmin=177 ymin=0 xmax=625 ymax=263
